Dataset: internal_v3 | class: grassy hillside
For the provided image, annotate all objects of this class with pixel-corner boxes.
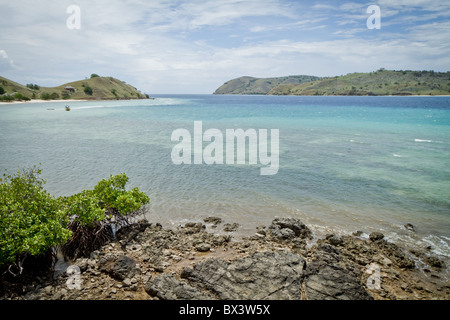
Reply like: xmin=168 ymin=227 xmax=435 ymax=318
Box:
xmin=0 ymin=76 xmax=35 ymax=100
xmin=267 ymin=69 xmax=450 ymax=96
xmin=214 ymin=75 xmax=321 ymax=95
xmin=0 ymin=75 xmax=149 ymax=102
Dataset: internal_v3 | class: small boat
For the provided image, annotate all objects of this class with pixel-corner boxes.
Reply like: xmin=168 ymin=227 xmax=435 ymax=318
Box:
xmin=65 ymin=105 xmax=70 ymax=111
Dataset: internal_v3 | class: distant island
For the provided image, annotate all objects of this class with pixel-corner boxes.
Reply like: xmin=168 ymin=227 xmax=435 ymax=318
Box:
xmin=0 ymin=74 xmax=149 ymax=102
xmin=214 ymin=69 xmax=450 ymax=96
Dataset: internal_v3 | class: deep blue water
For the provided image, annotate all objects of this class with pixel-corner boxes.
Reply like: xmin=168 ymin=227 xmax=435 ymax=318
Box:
xmin=1 ymin=95 xmax=449 ymax=261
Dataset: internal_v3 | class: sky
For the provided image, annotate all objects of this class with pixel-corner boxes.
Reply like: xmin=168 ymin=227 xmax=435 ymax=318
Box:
xmin=1 ymin=0 xmax=449 ymax=94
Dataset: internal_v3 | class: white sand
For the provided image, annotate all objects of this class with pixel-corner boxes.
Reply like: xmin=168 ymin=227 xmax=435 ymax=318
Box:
xmin=0 ymin=99 xmax=87 ymax=105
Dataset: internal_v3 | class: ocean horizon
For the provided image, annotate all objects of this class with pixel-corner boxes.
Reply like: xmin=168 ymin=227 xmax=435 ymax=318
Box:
xmin=1 ymin=95 xmax=449 ymax=268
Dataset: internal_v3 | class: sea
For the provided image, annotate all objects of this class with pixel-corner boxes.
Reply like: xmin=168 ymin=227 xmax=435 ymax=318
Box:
xmin=1 ymin=95 xmax=449 ymax=268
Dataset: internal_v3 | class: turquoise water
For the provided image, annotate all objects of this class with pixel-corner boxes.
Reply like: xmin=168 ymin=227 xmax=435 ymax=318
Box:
xmin=1 ymin=95 xmax=449 ymax=262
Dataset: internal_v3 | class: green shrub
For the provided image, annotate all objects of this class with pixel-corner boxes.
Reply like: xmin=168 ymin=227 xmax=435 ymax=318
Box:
xmin=1 ymin=167 xmax=149 ymax=268
xmin=84 ymin=86 xmax=93 ymax=95
xmin=60 ymin=190 xmax=105 ymax=227
xmin=0 ymin=95 xmax=14 ymax=102
xmin=62 ymin=92 xmax=70 ymax=99
xmin=93 ymin=173 xmax=149 ymax=217
xmin=60 ymin=173 xmax=149 ymax=259
xmin=0 ymin=167 xmax=71 ymax=268
xmin=13 ymin=93 xmax=30 ymax=101
xmin=40 ymin=92 xmax=51 ymax=100
xmin=60 ymin=173 xmax=150 ymax=226
xmin=26 ymin=84 xmax=40 ymax=90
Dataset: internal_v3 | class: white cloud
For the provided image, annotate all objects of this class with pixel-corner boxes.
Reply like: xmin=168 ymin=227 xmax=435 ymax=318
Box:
xmin=0 ymin=1 xmax=449 ymax=93
xmin=0 ymin=49 xmax=17 ymax=69
xmin=377 ymin=0 xmax=450 ymax=10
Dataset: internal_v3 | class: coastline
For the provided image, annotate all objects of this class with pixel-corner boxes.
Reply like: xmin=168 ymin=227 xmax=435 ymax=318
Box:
xmin=0 ymin=97 xmax=153 ymax=106
xmin=2 ymin=217 xmax=448 ymax=300
xmin=0 ymin=99 xmax=87 ymax=105
xmin=2 ymin=95 xmax=449 ymax=106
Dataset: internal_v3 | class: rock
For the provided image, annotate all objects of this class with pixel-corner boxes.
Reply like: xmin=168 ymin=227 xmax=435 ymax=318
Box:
xmin=352 ymin=231 xmax=364 ymax=237
xmin=304 ymin=249 xmax=372 ymax=300
xmin=268 ymin=218 xmax=312 ymax=240
xmin=255 ymin=226 xmax=266 ymax=237
xmin=116 ymin=220 xmax=151 ymax=244
xmin=223 ymin=223 xmax=239 ymax=232
xmin=203 ymin=217 xmax=222 ymax=225
xmin=98 ymin=255 xmax=137 ymax=281
xmin=425 ymin=256 xmax=446 ymax=269
xmin=326 ymin=234 xmax=344 ymax=246
xmin=212 ymin=235 xmax=230 ymax=246
xmin=43 ymin=286 xmax=53 ymax=295
xmin=123 ymin=278 xmax=132 ymax=287
xmin=369 ymin=232 xmax=384 ymax=242
xmin=404 ymin=223 xmax=415 ymax=232
xmin=182 ymin=222 xmax=205 ymax=234
xmin=126 ymin=243 xmax=142 ymax=253
xmin=276 ymin=228 xmax=295 ymax=239
xmin=90 ymin=250 xmax=100 ymax=260
xmin=145 ymin=274 xmax=213 ymax=300
xmin=195 ymin=243 xmax=211 ymax=252
xmin=75 ymin=258 xmax=89 ymax=272
xmin=181 ymin=251 xmax=306 ymax=300
xmin=373 ymin=240 xmax=415 ymax=269
xmin=3 ymin=219 xmax=449 ymax=301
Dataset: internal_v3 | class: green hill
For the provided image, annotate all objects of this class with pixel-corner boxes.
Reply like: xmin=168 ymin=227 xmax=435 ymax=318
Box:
xmin=0 ymin=75 xmax=149 ymax=102
xmin=214 ymin=70 xmax=450 ymax=96
xmin=0 ymin=76 xmax=35 ymax=100
xmin=214 ymin=75 xmax=321 ymax=95
xmin=268 ymin=69 xmax=450 ymax=96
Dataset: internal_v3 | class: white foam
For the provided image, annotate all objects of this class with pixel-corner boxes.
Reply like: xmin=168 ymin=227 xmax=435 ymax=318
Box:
xmin=414 ymin=139 xmax=443 ymax=143
xmin=415 ymin=139 xmax=433 ymax=143
xmin=71 ymin=105 xmax=106 ymax=110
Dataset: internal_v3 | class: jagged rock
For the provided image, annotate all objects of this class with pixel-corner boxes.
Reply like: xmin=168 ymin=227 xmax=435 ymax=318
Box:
xmin=369 ymin=232 xmax=385 ymax=242
xmin=116 ymin=220 xmax=151 ymax=244
xmin=304 ymin=245 xmax=372 ymax=300
xmin=353 ymin=231 xmax=364 ymax=237
xmin=425 ymin=256 xmax=446 ymax=269
xmin=181 ymin=222 xmax=206 ymax=234
xmin=203 ymin=217 xmax=222 ymax=226
xmin=195 ymin=243 xmax=211 ymax=252
xmin=255 ymin=226 xmax=266 ymax=237
xmin=181 ymin=251 xmax=306 ymax=300
xmin=373 ymin=240 xmax=415 ymax=269
xmin=268 ymin=218 xmax=312 ymax=240
xmin=98 ymin=255 xmax=137 ymax=281
xmin=326 ymin=234 xmax=344 ymax=246
xmin=145 ymin=274 xmax=213 ymax=300
xmin=3 ymin=218 xmax=448 ymax=301
xmin=223 ymin=222 xmax=239 ymax=232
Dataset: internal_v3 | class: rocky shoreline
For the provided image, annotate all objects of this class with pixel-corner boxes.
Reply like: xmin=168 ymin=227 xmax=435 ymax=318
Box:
xmin=2 ymin=217 xmax=449 ymax=300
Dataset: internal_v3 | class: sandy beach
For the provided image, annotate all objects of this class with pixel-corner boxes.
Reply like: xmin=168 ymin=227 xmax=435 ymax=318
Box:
xmin=0 ymin=99 xmax=90 ymax=105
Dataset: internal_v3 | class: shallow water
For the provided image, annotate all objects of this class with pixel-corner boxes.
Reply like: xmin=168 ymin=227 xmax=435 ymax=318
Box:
xmin=1 ymin=95 xmax=449 ymax=263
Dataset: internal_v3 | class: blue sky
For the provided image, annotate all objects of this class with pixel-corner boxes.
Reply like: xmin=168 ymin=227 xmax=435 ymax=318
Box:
xmin=1 ymin=0 xmax=449 ymax=93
